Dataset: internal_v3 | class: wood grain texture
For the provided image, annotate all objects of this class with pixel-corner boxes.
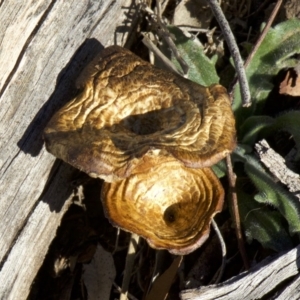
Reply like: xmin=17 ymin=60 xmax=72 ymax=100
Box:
xmin=180 ymin=244 xmax=300 ymax=300
xmin=0 ymin=1 xmax=136 ymax=299
xmin=255 ymin=139 xmax=300 ymax=197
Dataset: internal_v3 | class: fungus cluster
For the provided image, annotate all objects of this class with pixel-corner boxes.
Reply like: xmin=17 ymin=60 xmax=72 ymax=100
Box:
xmin=44 ymin=46 xmax=236 ymax=255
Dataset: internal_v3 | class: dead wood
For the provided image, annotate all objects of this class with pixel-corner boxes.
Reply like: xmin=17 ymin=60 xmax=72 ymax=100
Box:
xmin=181 ymin=244 xmax=300 ymax=300
xmin=0 ymin=1 xmax=137 ymax=299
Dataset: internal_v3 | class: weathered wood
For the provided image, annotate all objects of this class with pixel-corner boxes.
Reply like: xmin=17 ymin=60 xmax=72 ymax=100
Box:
xmin=255 ymin=139 xmax=300 ymax=197
xmin=180 ymin=244 xmax=300 ymax=300
xmin=275 ymin=273 xmax=300 ymax=300
xmin=0 ymin=1 xmax=137 ymax=299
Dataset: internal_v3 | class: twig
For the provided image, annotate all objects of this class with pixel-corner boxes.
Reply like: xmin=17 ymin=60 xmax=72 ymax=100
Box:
xmin=230 ymin=0 xmax=282 ymax=90
xmin=140 ymin=1 xmax=189 ymax=75
xmin=245 ymin=0 xmax=282 ymax=68
xmin=247 ymin=0 xmax=274 ymax=18
xmin=207 ymin=0 xmax=251 ymax=107
xmin=255 ymin=139 xmax=300 ymax=200
xmin=226 ymin=155 xmax=250 ymax=270
xmin=176 ymin=26 xmax=210 ymax=33
xmin=158 ymin=0 xmax=171 ymax=14
xmin=155 ymin=0 xmax=189 ymax=75
xmin=120 ymin=233 xmax=140 ymax=300
xmin=210 ymin=218 xmax=227 ymax=284
xmin=141 ymin=34 xmax=183 ymax=75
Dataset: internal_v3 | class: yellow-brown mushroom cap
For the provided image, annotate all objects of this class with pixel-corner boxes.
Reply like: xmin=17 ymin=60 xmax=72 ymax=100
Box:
xmin=101 ymin=151 xmax=224 ymax=255
xmin=44 ymin=46 xmax=236 ymax=182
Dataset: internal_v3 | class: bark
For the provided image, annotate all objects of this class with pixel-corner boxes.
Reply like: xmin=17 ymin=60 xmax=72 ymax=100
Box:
xmin=255 ymin=139 xmax=300 ymax=198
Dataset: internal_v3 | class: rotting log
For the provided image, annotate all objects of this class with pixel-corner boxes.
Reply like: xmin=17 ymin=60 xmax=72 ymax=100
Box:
xmin=0 ymin=1 xmax=137 ymax=299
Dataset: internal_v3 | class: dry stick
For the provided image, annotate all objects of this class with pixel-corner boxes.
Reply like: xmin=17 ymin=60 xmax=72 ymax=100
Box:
xmin=155 ymin=0 xmax=189 ymax=75
xmin=207 ymin=0 xmax=251 ymax=107
xmin=155 ymin=28 xmax=189 ymax=76
xmin=247 ymin=0 xmax=274 ymax=18
xmin=141 ymin=0 xmax=189 ymax=75
xmin=141 ymin=34 xmax=183 ymax=75
xmin=255 ymin=139 xmax=300 ymax=200
xmin=211 ymin=218 xmax=227 ymax=284
xmin=226 ymin=155 xmax=250 ymax=270
xmin=244 ymin=0 xmax=282 ymax=68
xmin=158 ymin=0 xmax=171 ymax=14
xmin=230 ymin=0 xmax=283 ymax=90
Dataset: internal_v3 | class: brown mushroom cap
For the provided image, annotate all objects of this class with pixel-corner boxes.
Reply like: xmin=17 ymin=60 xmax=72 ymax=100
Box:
xmin=101 ymin=151 xmax=224 ymax=255
xmin=44 ymin=46 xmax=236 ymax=182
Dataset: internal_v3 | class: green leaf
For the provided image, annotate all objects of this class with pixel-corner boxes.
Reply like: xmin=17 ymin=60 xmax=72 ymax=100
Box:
xmin=238 ymin=111 xmax=300 ymax=159
xmin=162 ymin=25 xmax=219 ymax=86
xmin=233 ymin=19 xmax=300 ymax=125
xmin=211 ymin=159 xmax=227 ymax=178
xmin=243 ymin=155 xmax=300 ymax=234
xmin=239 ymin=115 xmax=274 ymax=144
xmin=233 ymin=147 xmax=297 ymax=250
xmin=237 ymin=181 xmax=293 ymax=252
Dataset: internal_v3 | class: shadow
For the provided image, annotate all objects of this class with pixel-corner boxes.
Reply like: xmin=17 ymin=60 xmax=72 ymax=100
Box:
xmin=38 ymin=160 xmax=80 ymax=212
xmin=17 ymin=38 xmax=104 ymax=157
xmin=16 ymin=39 xmax=105 ymax=211
xmin=163 ymin=201 xmax=204 ymax=229
xmin=119 ymin=107 xmax=185 ymax=135
xmin=114 ymin=0 xmax=140 ymax=47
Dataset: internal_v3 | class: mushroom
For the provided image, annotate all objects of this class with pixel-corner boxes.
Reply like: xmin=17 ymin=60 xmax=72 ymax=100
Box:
xmin=101 ymin=150 xmax=224 ymax=255
xmin=44 ymin=45 xmax=236 ymax=254
xmin=44 ymin=46 xmax=236 ymax=182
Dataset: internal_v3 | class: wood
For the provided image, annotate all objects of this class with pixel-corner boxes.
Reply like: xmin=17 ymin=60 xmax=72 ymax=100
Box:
xmin=180 ymin=243 xmax=300 ymax=299
xmin=0 ymin=1 xmax=137 ymax=299
xmin=255 ymin=139 xmax=300 ymax=198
